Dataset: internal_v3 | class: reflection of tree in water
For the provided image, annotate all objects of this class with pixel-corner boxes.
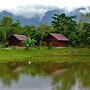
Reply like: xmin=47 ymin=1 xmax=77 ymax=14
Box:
xmin=23 ymin=62 xmax=67 ymax=77
xmin=76 ymin=63 xmax=90 ymax=88
xmin=0 ymin=61 xmax=27 ymax=86
xmin=0 ymin=62 xmax=90 ymax=90
xmin=52 ymin=63 xmax=90 ymax=90
xmin=52 ymin=65 xmax=75 ymax=90
xmin=0 ymin=64 xmax=19 ymax=86
xmin=0 ymin=62 xmax=67 ymax=86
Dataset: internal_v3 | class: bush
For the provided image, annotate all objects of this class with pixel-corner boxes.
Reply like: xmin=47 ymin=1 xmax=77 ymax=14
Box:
xmin=4 ymin=42 xmax=9 ymax=48
xmin=0 ymin=42 xmax=9 ymax=48
xmin=48 ymin=45 xmax=53 ymax=49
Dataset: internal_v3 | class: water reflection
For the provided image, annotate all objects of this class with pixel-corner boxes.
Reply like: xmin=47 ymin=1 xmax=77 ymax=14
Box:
xmin=0 ymin=62 xmax=90 ymax=90
xmin=52 ymin=63 xmax=90 ymax=90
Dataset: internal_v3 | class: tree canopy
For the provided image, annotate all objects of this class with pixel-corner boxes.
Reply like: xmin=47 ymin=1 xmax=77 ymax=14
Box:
xmin=0 ymin=14 xmax=89 ymax=47
xmin=52 ymin=13 xmax=79 ymax=46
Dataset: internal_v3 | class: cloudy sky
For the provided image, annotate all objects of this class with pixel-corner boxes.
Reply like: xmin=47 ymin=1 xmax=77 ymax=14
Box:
xmin=0 ymin=0 xmax=90 ymax=18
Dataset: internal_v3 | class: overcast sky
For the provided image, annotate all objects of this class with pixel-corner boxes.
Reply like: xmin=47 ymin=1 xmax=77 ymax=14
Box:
xmin=0 ymin=0 xmax=90 ymax=18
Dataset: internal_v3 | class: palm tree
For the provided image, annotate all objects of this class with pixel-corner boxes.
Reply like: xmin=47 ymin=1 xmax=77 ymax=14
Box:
xmin=24 ymin=36 xmax=36 ymax=49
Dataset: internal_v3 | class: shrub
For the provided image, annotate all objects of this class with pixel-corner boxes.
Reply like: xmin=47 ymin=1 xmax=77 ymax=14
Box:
xmin=48 ymin=45 xmax=53 ymax=49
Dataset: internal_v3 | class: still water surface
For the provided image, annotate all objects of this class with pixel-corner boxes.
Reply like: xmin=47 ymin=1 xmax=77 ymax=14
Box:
xmin=0 ymin=61 xmax=90 ymax=90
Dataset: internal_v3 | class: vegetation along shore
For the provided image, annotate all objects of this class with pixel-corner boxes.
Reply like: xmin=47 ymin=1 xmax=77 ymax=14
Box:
xmin=0 ymin=47 xmax=89 ymax=63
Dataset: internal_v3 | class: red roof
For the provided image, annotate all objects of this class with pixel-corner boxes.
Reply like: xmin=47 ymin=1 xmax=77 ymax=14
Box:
xmin=50 ymin=33 xmax=69 ymax=41
xmin=13 ymin=34 xmax=27 ymax=41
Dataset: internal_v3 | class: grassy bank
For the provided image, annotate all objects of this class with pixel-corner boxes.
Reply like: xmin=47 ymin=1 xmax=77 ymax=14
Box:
xmin=0 ymin=47 xmax=90 ymax=63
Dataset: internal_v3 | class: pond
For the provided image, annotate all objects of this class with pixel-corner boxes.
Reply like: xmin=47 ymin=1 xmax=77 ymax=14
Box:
xmin=0 ymin=61 xmax=90 ymax=90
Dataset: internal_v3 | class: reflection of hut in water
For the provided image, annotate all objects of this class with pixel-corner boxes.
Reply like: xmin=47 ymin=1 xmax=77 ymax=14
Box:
xmin=8 ymin=61 xmax=28 ymax=71
xmin=45 ymin=62 xmax=68 ymax=74
xmin=51 ymin=68 xmax=68 ymax=76
xmin=29 ymin=62 xmax=68 ymax=75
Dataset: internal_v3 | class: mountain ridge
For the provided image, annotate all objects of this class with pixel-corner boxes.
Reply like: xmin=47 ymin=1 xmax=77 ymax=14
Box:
xmin=0 ymin=8 xmax=90 ymax=26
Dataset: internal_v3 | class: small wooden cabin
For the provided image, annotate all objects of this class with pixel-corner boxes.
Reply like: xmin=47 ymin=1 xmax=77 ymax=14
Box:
xmin=45 ymin=33 xmax=69 ymax=47
xmin=9 ymin=34 xmax=27 ymax=46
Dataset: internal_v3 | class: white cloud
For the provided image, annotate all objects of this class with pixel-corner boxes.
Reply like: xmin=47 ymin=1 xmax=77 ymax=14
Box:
xmin=7 ymin=5 xmax=57 ymax=18
xmin=0 ymin=0 xmax=90 ymax=18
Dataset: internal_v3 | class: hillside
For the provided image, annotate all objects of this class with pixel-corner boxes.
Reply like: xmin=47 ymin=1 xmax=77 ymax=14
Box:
xmin=0 ymin=7 xmax=90 ymax=26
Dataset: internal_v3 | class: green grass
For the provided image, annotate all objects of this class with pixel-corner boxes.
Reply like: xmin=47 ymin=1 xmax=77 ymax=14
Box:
xmin=0 ymin=47 xmax=90 ymax=63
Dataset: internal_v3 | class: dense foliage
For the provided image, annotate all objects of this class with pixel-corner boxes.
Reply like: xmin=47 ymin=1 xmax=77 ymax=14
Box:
xmin=52 ymin=13 xmax=78 ymax=46
xmin=0 ymin=13 xmax=90 ymax=47
xmin=52 ymin=13 xmax=90 ymax=47
xmin=24 ymin=36 xmax=36 ymax=48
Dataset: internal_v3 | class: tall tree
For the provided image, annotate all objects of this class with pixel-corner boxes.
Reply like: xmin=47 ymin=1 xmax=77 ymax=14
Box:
xmin=0 ymin=27 xmax=7 ymax=43
xmin=0 ymin=16 xmax=13 ymax=40
xmin=1 ymin=16 xmax=12 ymax=27
xmin=83 ymin=23 xmax=90 ymax=46
xmin=11 ymin=20 xmax=22 ymax=34
xmin=38 ymin=24 xmax=55 ymax=45
xmin=52 ymin=13 xmax=79 ymax=46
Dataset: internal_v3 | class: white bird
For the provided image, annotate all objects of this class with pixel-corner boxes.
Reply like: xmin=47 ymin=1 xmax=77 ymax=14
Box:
xmin=28 ymin=61 xmax=31 ymax=64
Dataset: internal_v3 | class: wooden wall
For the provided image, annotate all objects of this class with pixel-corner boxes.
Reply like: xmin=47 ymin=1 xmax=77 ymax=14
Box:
xmin=9 ymin=36 xmax=23 ymax=46
xmin=45 ymin=35 xmax=69 ymax=47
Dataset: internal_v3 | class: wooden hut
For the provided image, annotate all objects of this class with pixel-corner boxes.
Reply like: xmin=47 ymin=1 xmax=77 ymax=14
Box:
xmin=45 ymin=33 xmax=69 ymax=47
xmin=9 ymin=34 xmax=27 ymax=46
